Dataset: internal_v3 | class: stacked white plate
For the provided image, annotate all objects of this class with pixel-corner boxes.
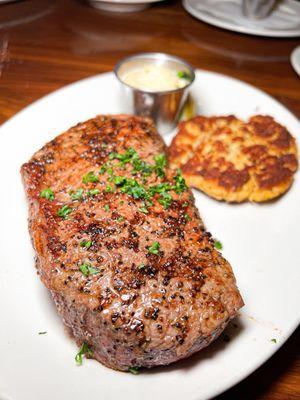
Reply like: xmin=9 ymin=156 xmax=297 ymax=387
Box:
xmin=87 ymin=0 xmax=165 ymax=12
xmin=183 ymin=0 xmax=300 ymax=37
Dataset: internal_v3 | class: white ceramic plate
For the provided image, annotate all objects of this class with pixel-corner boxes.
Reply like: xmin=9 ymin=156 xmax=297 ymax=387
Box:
xmin=291 ymin=45 xmax=300 ymax=76
xmin=0 ymin=70 xmax=299 ymax=400
xmin=87 ymin=0 xmax=164 ymax=13
xmin=183 ymin=0 xmax=300 ymax=37
xmin=0 ymin=0 xmax=19 ymax=3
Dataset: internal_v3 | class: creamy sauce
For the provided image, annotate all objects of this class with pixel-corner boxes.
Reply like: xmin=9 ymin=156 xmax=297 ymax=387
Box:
xmin=121 ymin=65 xmax=190 ymax=92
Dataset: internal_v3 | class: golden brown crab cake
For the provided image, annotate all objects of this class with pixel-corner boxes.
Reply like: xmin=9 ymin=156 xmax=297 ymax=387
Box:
xmin=168 ymin=115 xmax=298 ymax=202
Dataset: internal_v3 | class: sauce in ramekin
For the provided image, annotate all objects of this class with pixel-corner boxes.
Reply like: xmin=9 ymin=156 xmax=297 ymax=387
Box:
xmin=121 ymin=64 xmax=191 ymax=92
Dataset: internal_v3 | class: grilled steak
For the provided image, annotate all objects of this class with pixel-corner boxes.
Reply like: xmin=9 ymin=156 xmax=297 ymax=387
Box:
xmin=21 ymin=115 xmax=243 ymax=371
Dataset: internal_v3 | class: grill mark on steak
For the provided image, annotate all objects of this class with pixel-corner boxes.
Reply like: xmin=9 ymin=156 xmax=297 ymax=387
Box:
xmin=21 ymin=114 xmax=243 ymax=371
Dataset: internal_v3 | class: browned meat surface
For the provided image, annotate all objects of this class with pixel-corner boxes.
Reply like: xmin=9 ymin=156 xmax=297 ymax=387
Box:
xmin=21 ymin=115 xmax=243 ymax=371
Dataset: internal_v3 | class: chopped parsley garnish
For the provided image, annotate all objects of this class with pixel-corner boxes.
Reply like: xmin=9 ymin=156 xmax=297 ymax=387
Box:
xmin=80 ymin=239 xmax=92 ymax=249
xmin=173 ymin=170 xmax=187 ymax=194
xmin=57 ymin=205 xmax=72 ymax=219
xmin=138 ymin=264 xmax=145 ymax=270
xmin=177 ymin=70 xmax=191 ymax=80
xmin=149 ymin=182 xmax=173 ymax=208
xmin=83 ymin=148 xmax=186 ymax=215
xmin=38 ymin=331 xmax=47 ymax=335
xmin=138 ymin=206 xmax=148 ymax=214
xmin=214 ymin=240 xmax=223 ymax=250
xmin=128 ymin=366 xmax=139 ymax=375
xmin=87 ymin=188 xmax=100 ymax=197
xmin=69 ymin=188 xmax=84 ymax=201
xmin=132 ymin=158 xmax=153 ymax=176
xmin=119 ymin=178 xmax=151 ymax=200
xmin=158 ymin=191 xmax=173 ymax=209
xmin=75 ymin=342 xmax=93 ymax=365
xmin=80 ymin=263 xmax=99 ymax=277
xmin=150 ymin=182 xmax=171 ymax=194
xmin=109 ymin=147 xmax=136 ymax=165
xmin=184 ymin=213 xmax=191 ymax=221
xmin=113 ymin=176 xmax=126 ymax=186
xmin=40 ymin=188 xmax=54 ymax=201
xmin=82 ymin=171 xmax=99 ymax=184
xmin=104 ymin=204 xmax=110 ymax=212
xmin=148 ymin=241 xmax=160 ymax=255
xmin=101 ymin=143 xmax=107 ymax=149
xmin=107 ymin=167 xmax=114 ymax=176
xmin=117 ymin=216 xmax=124 ymax=222
xmin=271 ymin=338 xmax=277 ymax=343
xmin=99 ymin=164 xmax=107 ymax=175
xmin=154 ymin=153 xmax=167 ymax=178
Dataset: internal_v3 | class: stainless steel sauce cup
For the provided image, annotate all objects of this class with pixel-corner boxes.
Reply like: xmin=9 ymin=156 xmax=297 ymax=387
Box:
xmin=114 ymin=52 xmax=195 ymax=135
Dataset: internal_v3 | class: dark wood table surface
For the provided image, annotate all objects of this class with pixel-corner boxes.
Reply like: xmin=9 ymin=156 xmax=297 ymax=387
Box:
xmin=0 ymin=0 xmax=299 ymax=398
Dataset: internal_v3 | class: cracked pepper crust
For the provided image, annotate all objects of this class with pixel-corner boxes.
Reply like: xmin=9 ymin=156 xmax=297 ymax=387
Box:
xmin=21 ymin=115 xmax=243 ymax=371
xmin=168 ymin=115 xmax=298 ymax=202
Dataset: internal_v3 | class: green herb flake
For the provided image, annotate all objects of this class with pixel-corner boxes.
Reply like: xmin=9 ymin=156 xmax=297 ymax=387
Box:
xmin=105 ymin=185 xmax=112 ymax=193
xmin=80 ymin=239 xmax=92 ymax=249
xmin=184 ymin=213 xmax=192 ymax=221
xmin=109 ymin=147 xmax=137 ymax=165
xmin=75 ymin=342 xmax=93 ymax=365
xmin=119 ymin=178 xmax=150 ymax=200
xmin=104 ymin=204 xmax=110 ymax=212
xmin=117 ymin=216 xmax=124 ymax=222
xmin=40 ymin=188 xmax=54 ymax=201
xmin=132 ymin=155 xmax=153 ymax=176
xmin=148 ymin=241 xmax=160 ymax=255
xmin=108 ymin=152 xmax=118 ymax=160
xmin=158 ymin=192 xmax=173 ymax=209
xmin=114 ymin=176 xmax=126 ymax=186
xmin=99 ymin=164 xmax=107 ymax=175
xmin=154 ymin=153 xmax=167 ymax=178
xmin=214 ymin=240 xmax=223 ymax=250
xmin=177 ymin=70 xmax=191 ymax=80
xmin=101 ymin=143 xmax=107 ymax=149
xmin=138 ymin=264 xmax=145 ymax=270
xmin=87 ymin=188 xmax=100 ymax=197
xmin=138 ymin=206 xmax=148 ymax=214
xmin=107 ymin=167 xmax=114 ymax=176
xmin=57 ymin=205 xmax=72 ymax=220
xmin=38 ymin=331 xmax=47 ymax=335
xmin=173 ymin=170 xmax=187 ymax=194
xmin=69 ymin=188 xmax=84 ymax=201
xmin=80 ymin=263 xmax=99 ymax=277
xmin=271 ymin=338 xmax=277 ymax=343
xmin=128 ymin=366 xmax=139 ymax=375
xmin=82 ymin=171 xmax=99 ymax=184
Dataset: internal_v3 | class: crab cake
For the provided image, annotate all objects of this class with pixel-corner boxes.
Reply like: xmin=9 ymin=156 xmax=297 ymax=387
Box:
xmin=168 ymin=115 xmax=298 ymax=202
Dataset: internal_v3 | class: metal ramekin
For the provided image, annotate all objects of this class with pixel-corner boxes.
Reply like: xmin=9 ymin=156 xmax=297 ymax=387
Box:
xmin=114 ymin=52 xmax=195 ymax=135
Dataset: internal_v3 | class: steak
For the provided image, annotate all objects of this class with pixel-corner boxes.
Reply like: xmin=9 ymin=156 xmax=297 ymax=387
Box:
xmin=21 ymin=115 xmax=243 ymax=371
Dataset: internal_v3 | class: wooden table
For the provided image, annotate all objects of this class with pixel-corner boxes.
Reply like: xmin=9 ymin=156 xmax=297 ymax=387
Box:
xmin=0 ymin=0 xmax=299 ymax=398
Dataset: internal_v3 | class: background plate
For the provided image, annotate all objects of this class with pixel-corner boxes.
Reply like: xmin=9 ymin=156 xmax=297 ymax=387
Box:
xmin=0 ymin=70 xmax=299 ymax=400
xmin=183 ymin=0 xmax=300 ymax=38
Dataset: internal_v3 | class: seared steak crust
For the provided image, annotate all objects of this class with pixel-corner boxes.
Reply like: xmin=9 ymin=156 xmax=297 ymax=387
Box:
xmin=21 ymin=115 xmax=243 ymax=371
